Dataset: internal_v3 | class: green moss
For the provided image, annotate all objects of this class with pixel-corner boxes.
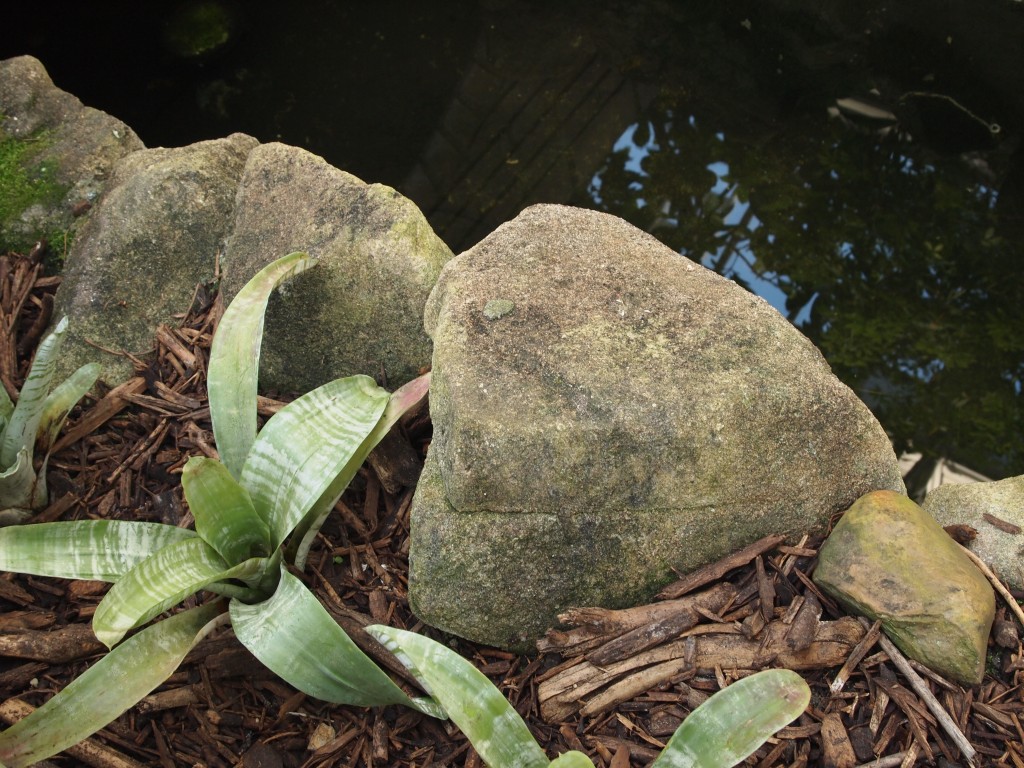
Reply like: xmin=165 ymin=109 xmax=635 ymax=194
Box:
xmin=0 ymin=129 xmax=71 ymax=255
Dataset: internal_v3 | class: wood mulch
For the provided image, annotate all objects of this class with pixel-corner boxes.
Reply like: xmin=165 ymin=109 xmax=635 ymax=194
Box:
xmin=0 ymin=248 xmax=1022 ymax=768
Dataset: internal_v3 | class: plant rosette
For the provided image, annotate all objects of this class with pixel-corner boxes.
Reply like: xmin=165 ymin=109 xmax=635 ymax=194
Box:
xmin=0 ymin=253 xmax=441 ymax=767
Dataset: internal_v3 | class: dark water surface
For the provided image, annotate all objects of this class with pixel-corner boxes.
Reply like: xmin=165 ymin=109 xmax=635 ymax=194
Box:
xmin=3 ymin=0 xmax=1022 ymax=477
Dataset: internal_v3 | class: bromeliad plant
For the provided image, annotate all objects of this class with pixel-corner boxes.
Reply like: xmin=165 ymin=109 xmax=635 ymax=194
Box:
xmin=0 ymin=318 xmax=100 ymax=525
xmin=367 ymin=625 xmax=812 ymax=768
xmin=0 ymin=252 xmax=441 ymax=768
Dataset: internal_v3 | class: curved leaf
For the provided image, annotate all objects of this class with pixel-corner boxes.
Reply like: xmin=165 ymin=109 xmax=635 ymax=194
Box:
xmin=650 ymin=669 xmax=811 ymax=768
xmin=208 ymin=252 xmax=317 ymax=478
xmin=0 ymin=520 xmax=197 ymax=581
xmin=232 ymin=566 xmax=441 ymax=717
xmin=1 ymin=317 xmax=68 ymax=470
xmin=0 ymin=448 xmax=38 ymax=518
xmin=182 ymin=456 xmax=271 ymax=563
xmin=291 ymin=372 xmax=431 ymax=569
xmin=37 ymin=362 xmax=102 ymax=452
xmin=366 ymin=625 xmax=548 ymax=768
xmin=92 ymin=537 xmax=263 ymax=648
xmin=550 ymin=753 xmax=598 ymax=768
xmin=241 ymin=376 xmax=389 ymax=550
xmin=0 ymin=603 xmax=226 ymax=768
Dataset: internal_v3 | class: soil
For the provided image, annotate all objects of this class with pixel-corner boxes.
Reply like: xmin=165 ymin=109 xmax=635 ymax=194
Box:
xmin=0 ymin=248 xmax=1022 ymax=768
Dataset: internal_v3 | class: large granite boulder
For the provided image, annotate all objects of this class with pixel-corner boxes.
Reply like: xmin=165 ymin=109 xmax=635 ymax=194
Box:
xmin=0 ymin=55 xmax=143 ymax=255
xmin=53 ymin=134 xmax=259 ymax=383
xmin=815 ymin=490 xmax=995 ymax=685
xmin=409 ymin=204 xmax=905 ymax=650
xmin=219 ymin=143 xmax=453 ymax=392
xmin=923 ymin=474 xmax=1024 ymax=591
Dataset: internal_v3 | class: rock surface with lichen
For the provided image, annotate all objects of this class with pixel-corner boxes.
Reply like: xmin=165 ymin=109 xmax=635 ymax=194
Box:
xmin=219 ymin=142 xmax=453 ymax=392
xmin=53 ymin=134 xmax=259 ymax=384
xmin=409 ymin=204 xmax=905 ymax=650
xmin=0 ymin=55 xmax=143 ymax=256
xmin=922 ymin=474 xmax=1024 ymax=592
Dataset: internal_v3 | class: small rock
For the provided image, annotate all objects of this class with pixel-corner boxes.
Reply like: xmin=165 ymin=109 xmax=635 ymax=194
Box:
xmin=307 ymin=721 xmax=336 ymax=751
xmin=814 ymin=490 xmax=995 ymax=685
xmin=922 ymin=474 xmax=1024 ymax=591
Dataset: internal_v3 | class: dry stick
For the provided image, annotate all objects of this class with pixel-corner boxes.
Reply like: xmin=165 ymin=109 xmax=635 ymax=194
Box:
xmin=851 ymin=752 xmax=906 ymax=768
xmin=657 ymin=534 xmax=787 ymax=599
xmin=51 ymin=377 xmax=147 ymax=454
xmin=831 ymin=619 xmax=883 ymax=694
xmin=958 ymin=544 xmax=1024 ymax=629
xmin=856 ymin=618 xmax=976 ymax=768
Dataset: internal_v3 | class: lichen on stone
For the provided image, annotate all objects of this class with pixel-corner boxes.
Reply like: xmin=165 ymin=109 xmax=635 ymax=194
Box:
xmin=483 ymin=298 xmax=515 ymax=320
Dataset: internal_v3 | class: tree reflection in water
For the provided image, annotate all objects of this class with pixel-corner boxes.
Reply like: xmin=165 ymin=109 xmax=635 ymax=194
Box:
xmin=590 ymin=101 xmax=1023 ymax=478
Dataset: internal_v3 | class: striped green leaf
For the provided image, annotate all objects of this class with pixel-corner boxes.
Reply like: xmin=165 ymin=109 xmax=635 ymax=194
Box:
xmin=0 ymin=520 xmax=197 ymax=581
xmin=550 ymin=753 xmax=598 ymax=768
xmin=0 ymin=602 xmax=226 ymax=768
xmin=37 ymin=362 xmax=102 ymax=452
xmin=366 ymin=625 xmax=549 ymax=768
xmin=208 ymin=251 xmax=317 ymax=479
xmin=650 ymin=669 xmax=811 ymax=768
xmin=0 ymin=317 xmax=68 ymax=470
xmin=0 ymin=378 xmax=13 ymax=423
xmin=182 ymin=456 xmax=271 ymax=564
xmin=232 ymin=566 xmax=442 ymax=718
xmin=290 ymin=372 xmax=431 ymax=569
xmin=92 ymin=537 xmax=263 ymax=648
xmin=240 ymin=375 xmax=389 ymax=550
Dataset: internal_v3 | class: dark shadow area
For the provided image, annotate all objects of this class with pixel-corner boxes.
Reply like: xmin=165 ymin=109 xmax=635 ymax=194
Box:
xmin=2 ymin=0 xmax=1022 ymax=476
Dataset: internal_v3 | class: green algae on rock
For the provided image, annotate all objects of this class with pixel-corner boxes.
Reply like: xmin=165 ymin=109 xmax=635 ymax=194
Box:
xmin=814 ymin=490 xmax=995 ymax=685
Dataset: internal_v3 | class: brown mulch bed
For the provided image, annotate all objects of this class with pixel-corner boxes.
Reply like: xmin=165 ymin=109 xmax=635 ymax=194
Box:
xmin=0 ymin=248 xmax=1022 ymax=768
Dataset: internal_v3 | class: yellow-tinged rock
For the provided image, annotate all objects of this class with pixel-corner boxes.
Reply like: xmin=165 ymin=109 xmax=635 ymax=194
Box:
xmin=814 ymin=489 xmax=995 ymax=685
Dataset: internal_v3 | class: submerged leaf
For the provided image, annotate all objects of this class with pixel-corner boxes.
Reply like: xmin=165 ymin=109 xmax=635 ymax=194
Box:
xmin=207 ymin=252 xmax=316 ymax=479
xmin=0 ymin=602 xmax=226 ymax=768
xmin=367 ymin=625 xmax=549 ymax=768
xmin=232 ymin=566 xmax=442 ymax=717
xmin=650 ymin=669 xmax=810 ymax=768
xmin=0 ymin=520 xmax=197 ymax=581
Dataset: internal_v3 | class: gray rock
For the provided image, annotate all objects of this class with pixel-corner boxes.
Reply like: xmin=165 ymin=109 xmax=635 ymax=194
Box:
xmin=815 ymin=490 xmax=995 ymax=685
xmin=409 ymin=204 xmax=904 ymax=650
xmin=0 ymin=55 xmax=143 ymax=255
xmin=923 ymin=474 xmax=1024 ymax=591
xmin=53 ymin=134 xmax=259 ymax=383
xmin=220 ymin=142 xmax=453 ymax=392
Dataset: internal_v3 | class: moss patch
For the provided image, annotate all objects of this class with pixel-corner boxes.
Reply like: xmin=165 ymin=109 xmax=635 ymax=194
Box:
xmin=0 ymin=127 xmax=71 ymax=254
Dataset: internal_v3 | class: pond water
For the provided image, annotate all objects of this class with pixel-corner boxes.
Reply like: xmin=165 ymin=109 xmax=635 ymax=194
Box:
xmin=2 ymin=0 xmax=1022 ymax=478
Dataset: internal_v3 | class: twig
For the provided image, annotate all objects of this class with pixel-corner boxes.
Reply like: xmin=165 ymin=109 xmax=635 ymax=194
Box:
xmin=657 ymin=534 xmax=787 ymax=599
xmin=958 ymin=544 xmax=1024 ymax=630
xmin=857 ymin=618 xmax=976 ymax=767
xmin=830 ymin=619 xmax=882 ymax=694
